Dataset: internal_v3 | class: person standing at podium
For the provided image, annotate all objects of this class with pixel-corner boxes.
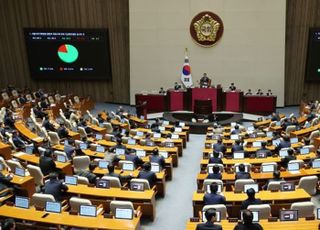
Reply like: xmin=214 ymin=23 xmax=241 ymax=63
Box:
xmin=200 ymin=73 xmax=211 ymax=88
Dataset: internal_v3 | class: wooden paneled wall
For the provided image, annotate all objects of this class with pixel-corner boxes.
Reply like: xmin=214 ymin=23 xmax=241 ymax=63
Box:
xmin=285 ymin=0 xmax=320 ymax=105
xmin=0 ymin=0 xmax=129 ymax=103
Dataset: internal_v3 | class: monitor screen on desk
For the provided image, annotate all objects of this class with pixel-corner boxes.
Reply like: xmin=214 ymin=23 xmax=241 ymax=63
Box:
xmin=266 ymin=131 xmax=273 ymax=138
xmin=159 ymin=126 xmax=165 ymax=131
xmin=171 ymin=134 xmax=179 ymax=139
xmin=261 ymin=164 xmax=275 ymax=173
xmin=65 ymin=176 xmax=77 ymax=185
xmin=300 ymin=147 xmax=310 ymax=155
xmin=151 ymin=163 xmax=160 ymax=173
xmin=179 ymin=122 xmax=185 ymax=127
xmin=165 ymin=142 xmax=174 ymax=148
xmin=98 ymin=160 xmax=109 ymax=169
xmin=115 ymin=208 xmax=134 ymax=220
xmin=312 ymin=160 xmax=320 ymax=169
xmin=80 ymin=205 xmax=96 ymax=217
xmin=64 ymin=140 xmax=68 ymax=146
xmin=290 ymin=137 xmax=298 ymax=144
xmin=25 ymin=145 xmax=33 ymax=154
xmin=96 ymin=145 xmax=105 ymax=153
xmin=159 ymin=151 xmax=168 ymax=158
xmin=230 ymin=134 xmax=239 ymax=140
xmin=256 ymin=151 xmax=267 ymax=158
xmin=280 ymin=182 xmax=295 ymax=191
xmin=279 ymin=210 xmax=298 ymax=221
xmin=15 ymin=167 xmax=25 ymax=177
xmin=252 ymin=142 xmax=262 ymax=148
xmin=247 ymin=126 xmax=255 ymax=132
xmin=288 ymin=162 xmax=300 ymax=171
xmin=136 ymin=131 xmax=144 ymax=137
xmin=162 ymin=121 xmax=169 ymax=126
xmin=241 ymin=211 xmax=259 ymax=222
xmin=45 ymin=201 xmax=61 ymax=213
xmin=233 ymin=152 xmax=244 ymax=159
xmin=153 ymin=133 xmax=161 ymax=139
xmin=130 ymin=182 xmax=145 ymax=191
xmin=15 ymin=196 xmax=29 ymax=209
xmin=135 ymin=149 xmax=146 ymax=158
xmin=115 ymin=148 xmax=125 ymax=155
xmin=128 ymin=139 xmax=136 ymax=145
xmin=80 ymin=143 xmax=87 ymax=150
xmin=122 ymin=162 xmax=134 ymax=171
xmin=56 ymin=155 xmax=67 ymax=163
xmin=175 ymin=127 xmax=182 ymax=133
xmin=206 ymin=184 xmax=222 ymax=194
xmin=95 ymin=134 xmax=103 ymax=140
xmin=272 ymin=139 xmax=281 ymax=146
xmin=202 ymin=211 xmax=221 ymax=222
xmin=275 ymin=121 xmax=281 ymax=126
xmin=317 ymin=208 xmax=320 ymax=220
xmin=279 ymin=149 xmax=288 ymax=158
xmin=96 ymin=179 xmax=110 ymax=189
xmin=243 ymin=184 xmax=259 ymax=193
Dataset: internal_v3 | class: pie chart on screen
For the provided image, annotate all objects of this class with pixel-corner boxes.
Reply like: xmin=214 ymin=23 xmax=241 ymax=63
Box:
xmin=57 ymin=44 xmax=79 ymax=63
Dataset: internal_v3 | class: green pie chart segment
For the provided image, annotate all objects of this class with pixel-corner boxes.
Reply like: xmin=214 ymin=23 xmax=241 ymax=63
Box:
xmin=57 ymin=44 xmax=79 ymax=63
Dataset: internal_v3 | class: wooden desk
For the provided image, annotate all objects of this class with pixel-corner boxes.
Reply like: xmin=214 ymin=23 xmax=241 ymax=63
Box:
xmin=0 ymin=141 xmax=12 ymax=160
xmin=89 ymin=125 xmax=107 ymax=135
xmin=67 ymin=130 xmax=80 ymax=140
xmin=192 ymin=189 xmax=310 ymax=217
xmin=14 ymin=121 xmax=43 ymax=143
xmin=291 ymin=124 xmax=320 ymax=138
xmin=67 ymin=184 xmax=156 ymax=220
xmin=186 ymin=219 xmax=319 ymax=230
xmin=10 ymin=174 xmax=35 ymax=198
xmin=0 ymin=205 xmax=140 ymax=230
xmin=12 ymin=152 xmax=73 ymax=175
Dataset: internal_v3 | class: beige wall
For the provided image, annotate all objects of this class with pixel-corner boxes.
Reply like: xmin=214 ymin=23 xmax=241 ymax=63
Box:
xmin=130 ymin=0 xmax=286 ymax=106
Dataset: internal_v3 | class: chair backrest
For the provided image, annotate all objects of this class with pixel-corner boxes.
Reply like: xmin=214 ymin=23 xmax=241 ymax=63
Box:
xmin=92 ymin=118 xmax=99 ymax=126
xmin=69 ymin=197 xmax=92 ymax=213
xmin=26 ymin=94 xmax=33 ymax=101
xmin=202 ymin=204 xmax=227 ymax=219
xmin=55 ymin=94 xmax=61 ymax=102
xmin=105 ymin=134 xmax=115 ymax=141
xmin=234 ymin=179 xmax=255 ymax=192
xmin=110 ymin=200 xmax=134 ymax=215
xmin=203 ymin=179 xmax=223 ymax=191
xmin=48 ymin=96 xmax=55 ymax=104
xmin=298 ymin=175 xmax=318 ymax=195
xmin=121 ymin=137 xmax=129 ymax=144
xmin=104 ymin=122 xmax=113 ymax=134
xmin=288 ymin=159 xmax=304 ymax=168
xmin=27 ymin=164 xmax=44 ymax=186
xmin=130 ymin=178 xmax=150 ymax=190
xmin=77 ymin=127 xmax=87 ymax=139
xmin=119 ymin=160 xmax=135 ymax=170
xmin=74 ymin=96 xmax=80 ymax=104
xmin=53 ymin=150 xmax=68 ymax=159
xmin=76 ymin=175 xmax=89 ymax=185
xmin=261 ymin=162 xmax=277 ymax=172
xmin=1 ymin=92 xmax=9 ymax=101
xmin=285 ymin=125 xmax=296 ymax=134
xmin=309 ymin=130 xmax=320 ymax=144
xmin=291 ymin=202 xmax=315 ymax=218
xmin=311 ymin=118 xmax=319 ymax=126
xmin=6 ymin=159 xmax=23 ymax=172
xmin=101 ymin=176 xmax=121 ymax=188
xmin=32 ymin=193 xmax=55 ymax=209
xmin=207 ymin=164 xmax=224 ymax=173
xmin=267 ymin=181 xmax=282 ymax=191
xmin=73 ymin=156 xmax=90 ymax=173
xmin=11 ymin=100 xmax=18 ymax=109
xmin=247 ymin=204 xmax=271 ymax=219
xmin=234 ymin=163 xmax=251 ymax=172
xmin=48 ymin=132 xmax=60 ymax=145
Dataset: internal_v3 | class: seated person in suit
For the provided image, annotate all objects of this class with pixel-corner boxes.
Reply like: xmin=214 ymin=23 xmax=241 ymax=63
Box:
xmin=203 ymin=182 xmax=226 ymax=205
xmin=33 ymin=105 xmax=46 ymax=119
xmin=105 ymin=165 xmax=132 ymax=184
xmin=43 ymin=115 xmax=55 ymax=132
xmin=235 ymin=164 xmax=251 ymax=180
xmin=149 ymin=148 xmax=165 ymax=169
xmin=240 ymin=188 xmax=262 ymax=210
xmin=231 ymin=140 xmax=243 ymax=153
xmin=2 ymin=218 xmax=16 ymax=230
xmin=200 ymin=73 xmax=211 ymax=88
xmin=4 ymin=111 xmax=15 ymax=129
xmin=76 ymin=163 xmax=97 ymax=184
xmin=12 ymin=131 xmax=26 ymax=150
xmin=209 ymin=151 xmax=223 ymax=165
xmin=256 ymin=142 xmax=272 ymax=158
xmin=207 ymin=165 xmax=222 ymax=180
xmin=43 ymin=172 xmax=68 ymax=201
xmin=280 ymin=148 xmax=296 ymax=168
xmin=39 ymin=149 xmax=57 ymax=176
xmin=245 ymin=89 xmax=252 ymax=96
xmin=229 ymin=83 xmax=236 ymax=91
xmin=276 ymin=135 xmax=291 ymax=151
xmin=57 ymin=123 xmax=68 ymax=139
xmin=262 ymin=171 xmax=284 ymax=190
xmin=231 ymin=125 xmax=241 ymax=135
xmin=125 ymin=149 xmax=143 ymax=168
xmin=256 ymin=89 xmax=263 ymax=95
xmin=270 ymin=112 xmax=280 ymax=121
xmin=0 ymin=171 xmax=14 ymax=196
xmin=213 ymin=139 xmax=226 ymax=155
xmin=64 ymin=139 xmax=75 ymax=160
xmin=79 ymin=118 xmax=92 ymax=134
xmin=40 ymin=97 xmax=50 ymax=109
xmin=234 ymin=210 xmax=263 ymax=230
xmin=138 ymin=162 xmax=157 ymax=188
xmin=109 ymin=138 xmax=129 ymax=154
xmin=308 ymin=149 xmax=320 ymax=166
xmin=196 ymin=208 xmax=222 ymax=230
xmin=97 ymin=113 xmax=105 ymax=124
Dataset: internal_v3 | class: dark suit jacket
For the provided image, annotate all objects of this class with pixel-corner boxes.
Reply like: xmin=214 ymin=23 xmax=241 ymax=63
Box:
xmin=203 ymin=193 xmax=226 ymax=205
xmin=241 ymin=198 xmax=262 ymax=210
xmin=207 ymin=173 xmax=222 ymax=180
xmin=138 ymin=170 xmax=157 ymax=188
xmin=234 ymin=223 xmax=263 ymax=230
xmin=256 ymin=148 xmax=271 ymax=157
xmin=39 ymin=156 xmax=57 ymax=176
xmin=43 ymin=120 xmax=55 ymax=132
xmin=125 ymin=154 xmax=143 ymax=167
xmin=149 ymin=155 xmax=165 ymax=169
xmin=196 ymin=222 xmax=222 ymax=230
xmin=213 ymin=143 xmax=226 ymax=154
xmin=281 ymin=155 xmax=296 ymax=168
xmin=276 ymin=141 xmax=291 ymax=151
xmin=209 ymin=157 xmax=223 ymax=164
xmin=0 ymin=172 xmax=12 ymax=191
xmin=232 ymin=144 xmax=243 ymax=153
xmin=12 ymin=136 xmax=25 ymax=149
xmin=57 ymin=127 xmax=68 ymax=139
xmin=235 ymin=172 xmax=251 ymax=180
xmin=43 ymin=179 xmax=68 ymax=201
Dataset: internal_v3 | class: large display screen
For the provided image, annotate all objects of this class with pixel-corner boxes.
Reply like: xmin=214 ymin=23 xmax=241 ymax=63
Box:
xmin=24 ymin=28 xmax=112 ymax=80
xmin=305 ymin=28 xmax=320 ymax=82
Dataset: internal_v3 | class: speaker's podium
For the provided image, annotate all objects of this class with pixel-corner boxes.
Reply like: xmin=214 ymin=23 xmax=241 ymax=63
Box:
xmin=184 ymin=87 xmax=223 ymax=112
